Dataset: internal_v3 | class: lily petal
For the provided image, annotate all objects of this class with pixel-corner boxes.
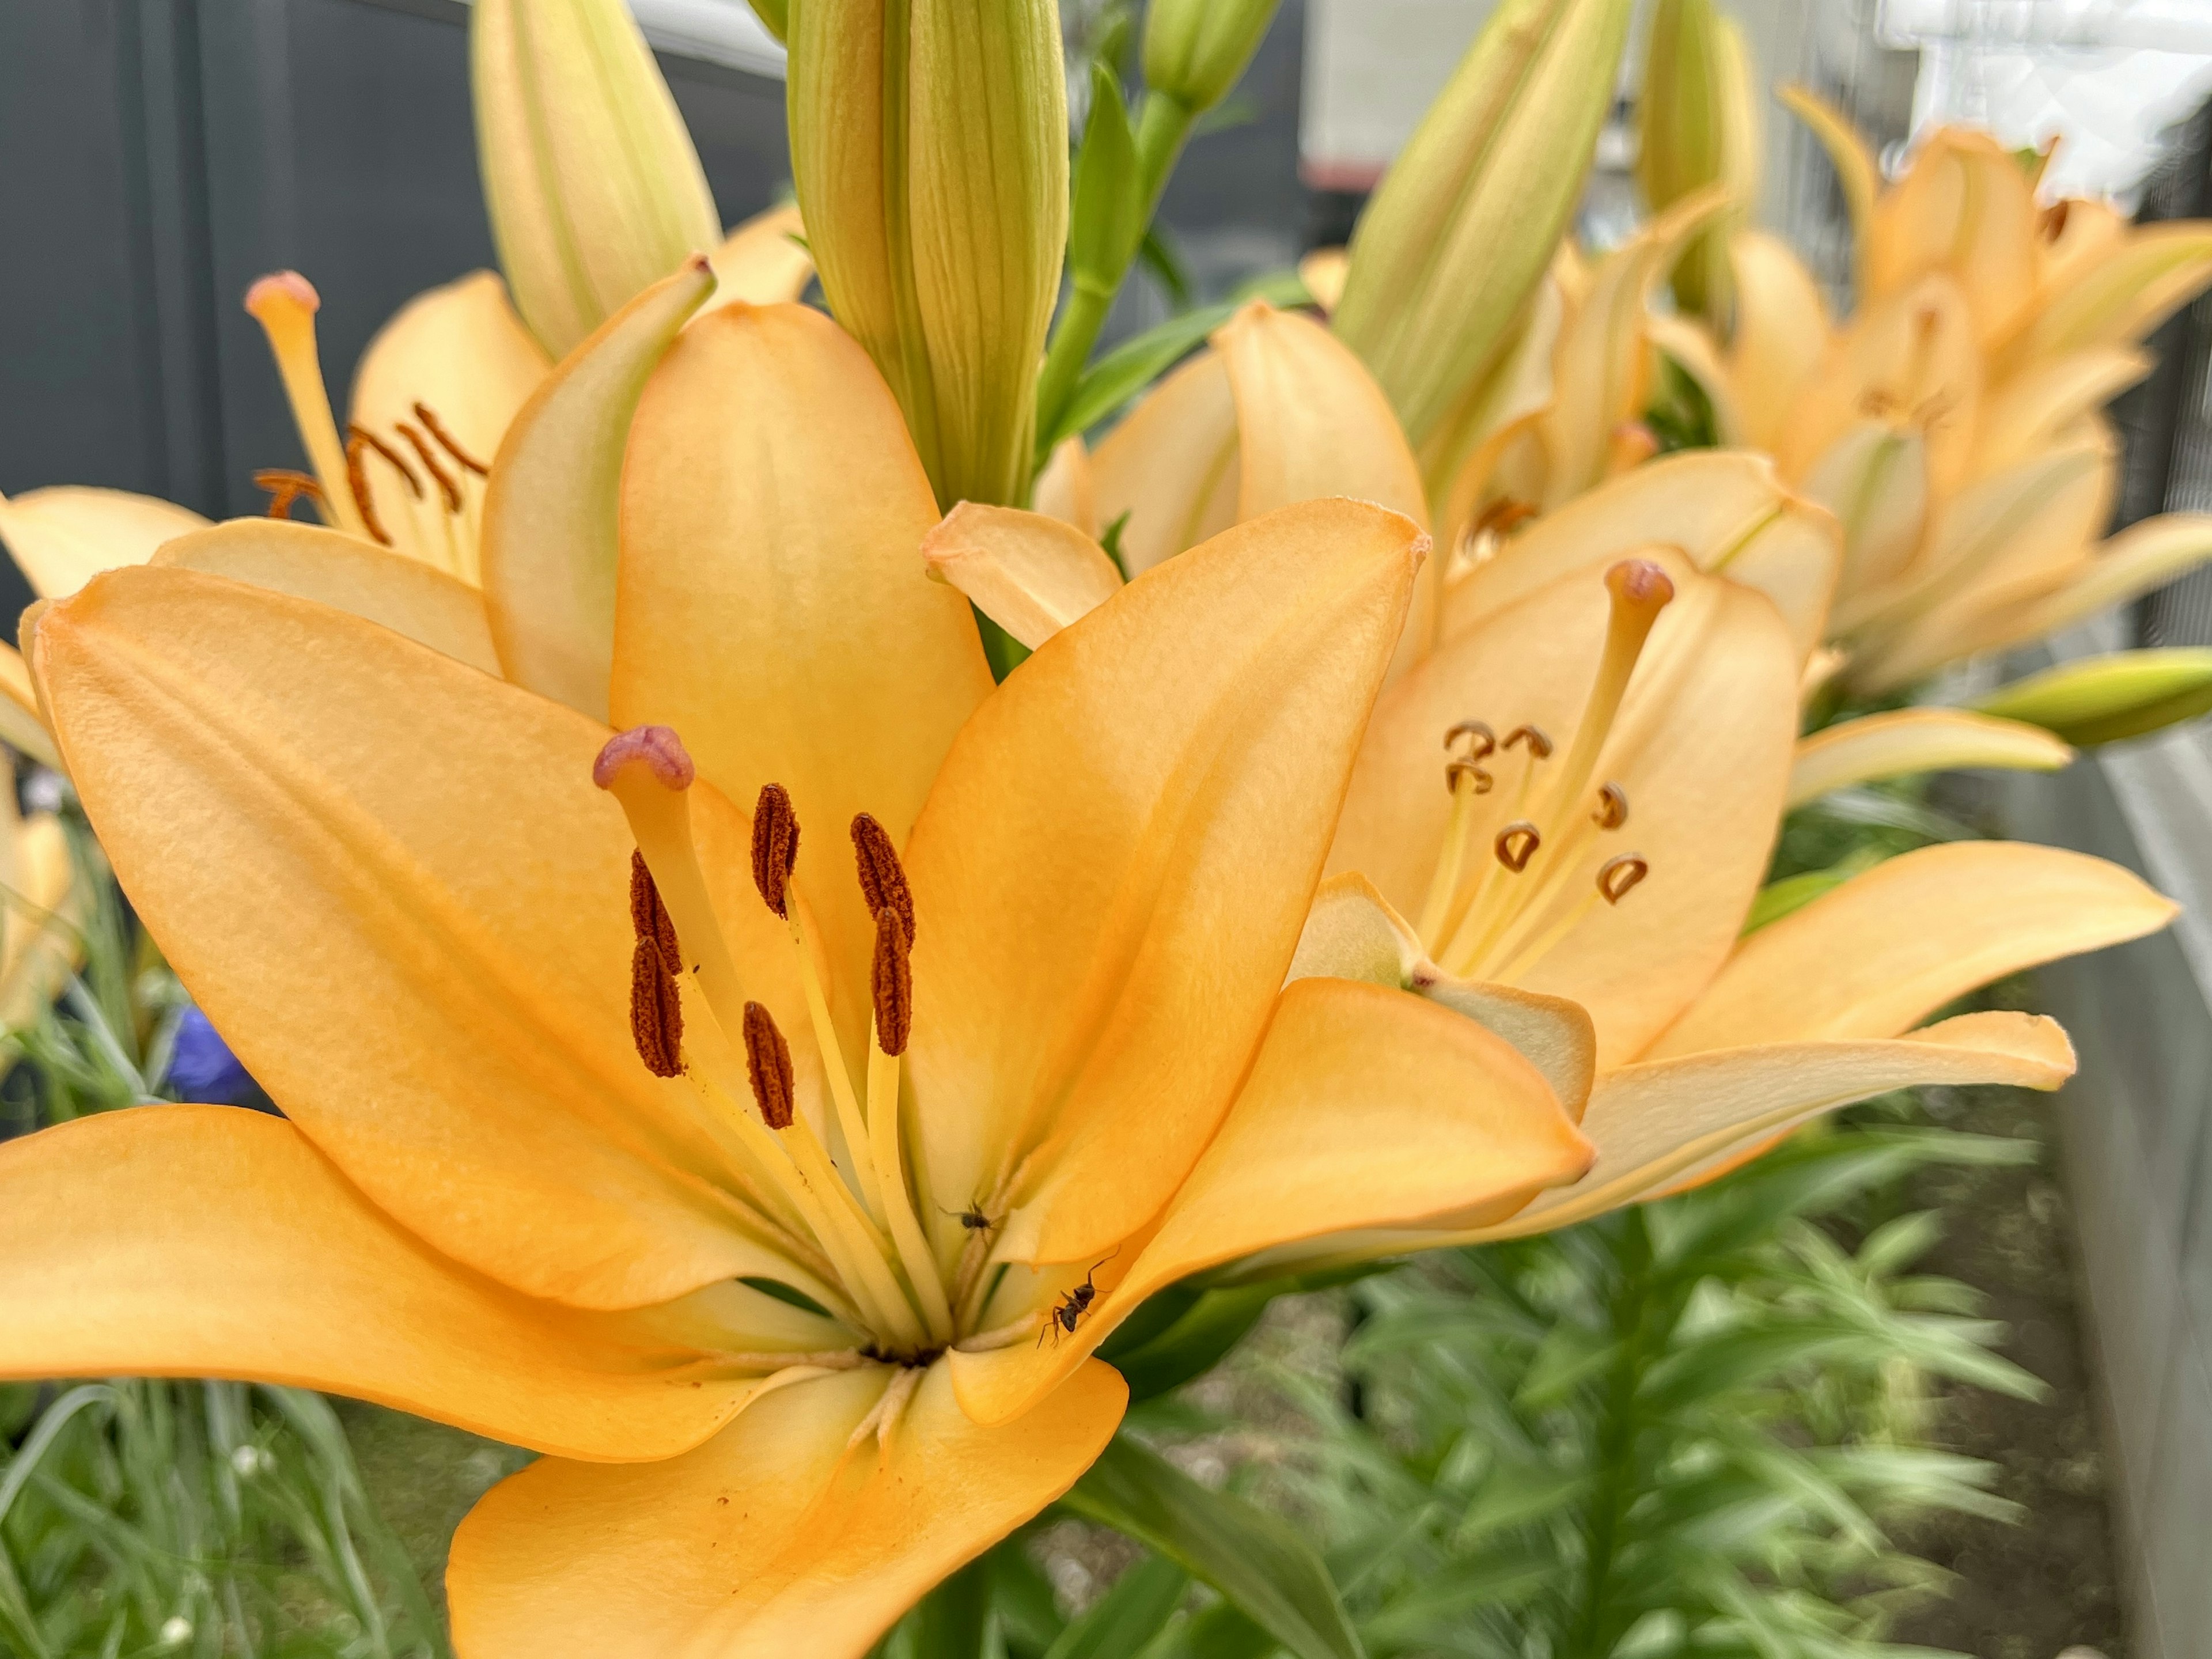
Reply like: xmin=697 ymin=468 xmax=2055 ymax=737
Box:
xmin=1090 ymin=349 xmax=1240 ymax=576
xmin=1868 ymin=129 xmax=2037 ymax=347
xmin=33 ymin=566 xmax=816 ymax=1310
xmin=0 ymin=643 xmax=60 ymax=770
xmin=0 ymin=486 xmax=208 ymax=600
xmin=705 ymin=202 xmax=816 ymax=308
xmin=1728 ymin=229 xmax=1830 ymax=450
xmin=950 ymin=976 xmax=1590 ymax=1423
xmin=613 ymin=301 xmax=993 ymax=1015
xmin=1954 ymin=512 xmax=2212 ymax=660
xmin=152 ymin=519 xmax=501 ymax=675
xmin=1648 ymin=840 xmax=2176 ymax=1058
xmin=1975 ymin=347 xmax=2151 ymax=478
xmin=449 ymin=1360 xmax=1126 ymax=1658
xmin=905 ymin=499 xmax=1425 ymax=1266
xmin=1777 ymin=85 xmax=1878 ymax=293
xmin=2009 ymin=222 xmax=2212 ymax=365
xmin=1032 ymin=435 xmax=1098 ymax=538
xmin=920 ymin=503 xmax=1123 ymax=651
xmin=347 ymin=270 xmax=551 ymax=491
xmin=1786 ymin=708 xmax=2073 ymax=808
xmin=0 ymin=1108 xmax=779 ymax=1460
xmin=0 ymin=807 xmax=78 ymax=1033
xmin=482 ymin=259 xmax=717 ymax=719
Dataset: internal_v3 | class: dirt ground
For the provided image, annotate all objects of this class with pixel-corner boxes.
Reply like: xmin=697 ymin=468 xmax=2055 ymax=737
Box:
xmin=1885 ymin=1078 xmax=2129 ymax=1657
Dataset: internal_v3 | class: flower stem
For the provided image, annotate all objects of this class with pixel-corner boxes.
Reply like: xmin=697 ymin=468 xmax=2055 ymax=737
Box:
xmin=1567 ymin=1209 xmax=1657 ymax=1658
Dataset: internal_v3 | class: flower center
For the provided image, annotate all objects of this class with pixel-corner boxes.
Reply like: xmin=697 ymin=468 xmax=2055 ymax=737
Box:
xmin=1414 ymin=559 xmax=1665 ymax=983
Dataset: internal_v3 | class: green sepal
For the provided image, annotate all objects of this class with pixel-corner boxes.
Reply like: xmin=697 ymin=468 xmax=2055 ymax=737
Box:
xmin=745 ymin=0 xmax=788 ymax=41
xmin=1061 ymin=1436 xmax=1366 ymax=1659
xmin=1971 ymin=647 xmax=2212 ymax=746
xmin=1070 ymin=63 xmax=1146 ymax=293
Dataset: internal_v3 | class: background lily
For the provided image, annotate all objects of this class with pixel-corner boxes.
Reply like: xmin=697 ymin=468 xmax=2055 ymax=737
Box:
xmin=0 ymin=298 xmax=1591 ymax=1656
xmin=0 ymin=778 xmax=82 ymax=1073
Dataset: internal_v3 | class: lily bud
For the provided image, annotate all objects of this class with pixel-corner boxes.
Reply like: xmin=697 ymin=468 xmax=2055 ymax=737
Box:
xmin=1143 ymin=0 xmax=1281 ymax=115
xmin=1972 ymin=649 xmax=2212 ymax=748
xmin=1635 ymin=0 xmax=1761 ymax=324
xmin=471 ymin=0 xmax=723 ymax=359
xmin=1333 ymin=0 xmax=1635 ymax=450
xmin=787 ymin=0 xmax=1069 ymax=511
xmin=745 ymin=0 xmax=787 ymax=40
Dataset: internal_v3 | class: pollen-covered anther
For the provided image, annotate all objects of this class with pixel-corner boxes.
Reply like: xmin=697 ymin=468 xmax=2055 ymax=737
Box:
xmin=629 ymin=850 xmax=680 ymax=968
xmin=1504 ymin=724 xmax=1554 ymax=759
xmin=1445 ymin=758 xmax=1495 ymax=795
xmin=1494 ymin=821 xmax=1541 ymax=873
xmin=1444 ymin=719 xmax=1497 ymax=759
xmin=872 ymin=908 xmax=914 ymax=1057
xmin=628 ymin=938 xmax=684 ymax=1078
xmin=253 ymin=469 xmax=323 ymax=520
xmin=752 ymin=785 xmax=800 ymax=918
xmin=1597 ymin=854 xmax=1650 ymax=906
xmin=850 ymin=813 xmax=916 ymax=942
xmin=343 ymin=434 xmax=393 ymax=547
xmin=741 ymin=1001 xmax=796 ymax=1130
xmin=1592 ymin=782 xmax=1629 ymax=831
xmin=349 ymin=423 xmax=423 ymax=501
xmin=593 ymin=725 xmax=697 ymax=793
xmin=413 ymin=403 xmax=489 ymax=476
xmin=397 ymin=422 xmax=463 ymax=513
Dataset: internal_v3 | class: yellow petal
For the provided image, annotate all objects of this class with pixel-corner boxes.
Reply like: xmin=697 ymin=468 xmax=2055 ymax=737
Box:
xmin=1445 ymin=451 xmax=1840 ymax=661
xmin=1032 ymin=435 xmax=1098 ymax=539
xmin=0 ymin=643 xmax=60 ymax=770
xmin=1727 ymin=229 xmax=1830 ymax=449
xmin=2009 ymin=222 xmax=2212 ymax=365
xmin=1467 ymin=1010 xmax=2075 ymax=1235
xmin=1645 ymin=313 xmax=1742 ymax=446
xmin=705 ymin=202 xmax=816 ymax=308
xmin=1799 ymin=420 xmax=1931 ymax=602
xmin=33 ymin=566 xmax=814 ymax=1310
xmin=1300 ymin=246 xmax=1349 ymax=313
xmin=482 ymin=259 xmax=717 ymax=719
xmin=1777 ymin=85 xmax=1878 ymax=294
xmin=949 ymin=976 xmax=1590 ymax=1423
xmin=0 ymin=1107 xmax=778 ymax=1460
xmin=1089 ymin=349 xmax=1240 ymax=576
xmin=1338 ymin=551 xmax=1797 ymax=1065
xmin=1868 ymin=129 xmax=2039 ymax=346
xmin=0 ymin=486 xmax=208 ymax=600
xmin=347 ymin=270 xmax=551 ymax=488
xmin=613 ymin=301 xmax=993 ymax=1021
xmin=450 ymin=1359 xmax=1125 ymax=1658
xmin=151 ymin=519 xmax=501 ymax=675
xmin=1648 ymin=840 xmax=2176 ymax=1058
xmin=919 ymin=503 xmax=1122 ymax=650
xmin=1975 ymin=347 xmax=2151 ymax=478
xmin=1786 ymin=709 xmax=2073 ymax=808
xmin=1214 ymin=301 xmax=1427 ymax=529
xmin=904 ymin=499 xmax=1425 ymax=1267
xmin=1969 ymin=512 xmax=2212 ymax=652
xmin=0 ymin=810 xmax=79 ymax=1033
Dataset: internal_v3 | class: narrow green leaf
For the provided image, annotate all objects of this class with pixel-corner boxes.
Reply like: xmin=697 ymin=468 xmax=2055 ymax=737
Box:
xmin=1070 ymin=64 xmax=1146 ymax=291
xmin=1062 ymin=1436 xmax=1364 ymax=1659
xmin=1044 ymin=1556 xmax=1191 ymax=1659
xmin=1101 ymin=1284 xmax=1279 ymax=1403
xmin=911 ymin=1558 xmax=992 ymax=1659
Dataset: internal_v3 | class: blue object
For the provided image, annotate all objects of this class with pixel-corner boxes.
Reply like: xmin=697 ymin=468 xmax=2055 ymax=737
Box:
xmin=165 ymin=1006 xmax=259 ymax=1105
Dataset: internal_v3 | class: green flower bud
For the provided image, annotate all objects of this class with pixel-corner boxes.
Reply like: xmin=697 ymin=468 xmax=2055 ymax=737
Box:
xmin=1143 ymin=0 xmax=1282 ymax=115
xmin=1332 ymin=0 xmax=1637 ymax=450
xmin=1637 ymin=0 xmax=1762 ymax=323
xmin=787 ymin=0 xmax=1068 ymax=511
xmin=471 ymin=0 xmax=724 ymax=360
xmin=1972 ymin=649 xmax=2212 ymax=748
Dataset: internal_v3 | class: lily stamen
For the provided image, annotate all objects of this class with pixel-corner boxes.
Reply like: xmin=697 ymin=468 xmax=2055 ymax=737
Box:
xmin=243 ymin=271 xmax=370 ymax=542
xmin=413 ymin=401 xmax=489 ymax=476
xmin=253 ymin=469 xmax=323 ymax=520
xmin=1598 ymin=854 xmax=1650 ymax=906
xmin=1494 ymin=821 xmax=1541 ymax=873
xmin=1593 ymin=782 xmax=1630 ymax=830
xmin=343 ymin=433 xmax=393 ymax=546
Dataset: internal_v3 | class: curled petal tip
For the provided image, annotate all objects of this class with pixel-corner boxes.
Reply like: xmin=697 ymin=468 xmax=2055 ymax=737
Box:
xmin=593 ymin=725 xmax=696 ymax=791
xmin=1604 ymin=558 xmax=1676 ymax=611
xmin=245 ymin=271 xmax=320 ymax=319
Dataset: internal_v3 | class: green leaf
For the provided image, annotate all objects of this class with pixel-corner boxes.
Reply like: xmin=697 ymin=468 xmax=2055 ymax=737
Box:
xmin=1147 ymin=1602 xmax=1281 ymax=1659
xmin=1100 ymin=1283 xmax=1279 ymax=1403
xmin=910 ymin=1558 xmax=992 ymax=1659
xmin=1061 ymin=1435 xmax=1365 ymax=1659
xmin=1800 ymin=786 xmax=1974 ymax=843
xmin=1043 ymin=1555 xmax=1191 ymax=1659
xmin=990 ymin=1533 xmax=1069 ymax=1657
xmin=1070 ymin=63 xmax=1146 ymax=290
xmin=1740 ymin=848 xmax=1885 ymax=935
xmin=738 ymin=1275 xmax=836 ymax=1320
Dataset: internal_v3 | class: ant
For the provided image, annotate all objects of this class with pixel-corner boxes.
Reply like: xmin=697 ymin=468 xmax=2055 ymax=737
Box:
xmin=941 ymin=1201 xmax=997 ymax=1235
xmin=1037 ymin=1253 xmax=1118 ymax=1347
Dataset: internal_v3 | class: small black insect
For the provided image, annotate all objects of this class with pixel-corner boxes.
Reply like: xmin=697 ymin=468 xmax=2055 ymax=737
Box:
xmin=1037 ymin=1254 xmax=1118 ymax=1347
xmin=941 ymin=1201 xmax=996 ymax=1234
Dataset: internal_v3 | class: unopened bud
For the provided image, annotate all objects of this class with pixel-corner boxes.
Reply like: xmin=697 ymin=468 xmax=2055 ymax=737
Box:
xmin=751 ymin=783 xmax=800 ymax=918
xmin=742 ymin=1001 xmax=796 ymax=1129
xmin=471 ymin=0 xmax=723 ymax=358
xmin=1972 ymin=649 xmax=2212 ymax=748
xmin=1143 ymin=0 xmax=1281 ymax=115
xmin=1635 ymin=0 xmax=1761 ymax=323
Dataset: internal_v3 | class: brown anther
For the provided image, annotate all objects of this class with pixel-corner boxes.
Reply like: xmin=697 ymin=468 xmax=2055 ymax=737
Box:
xmin=347 ymin=423 xmax=422 ymax=500
xmin=1472 ymin=498 xmax=1538 ymax=540
xmin=1444 ymin=719 xmax=1497 ymax=759
xmin=397 ymin=422 xmax=463 ymax=513
xmin=1597 ymin=854 xmax=1649 ymax=905
xmin=752 ymin=785 xmax=800 ymax=919
xmin=1592 ymin=782 xmax=1629 ymax=831
xmin=1604 ymin=558 xmax=1675 ymax=613
xmin=253 ymin=469 xmax=323 ymax=520
xmin=1504 ymin=724 xmax=1554 ymax=759
xmin=629 ymin=850 xmax=680 ymax=969
xmin=1445 ymin=759 xmax=1495 ymax=795
xmin=872 ymin=908 xmax=914 ymax=1056
xmin=741 ymin=1001 xmax=796 ymax=1129
xmin=628 ymin=938 xmax=684 ymax=1078
xmin=1494 ymin=821 xmax=1541 ymax=873
xmin=593 ymin=725 xmax=696 ymax=791
xmin=850 ymin=813 xmax=916 ymax=942
xmin=413 ymin=402 xmax=490 ymax=476
xmin=343 ymin=434 xmax=393 ymax=547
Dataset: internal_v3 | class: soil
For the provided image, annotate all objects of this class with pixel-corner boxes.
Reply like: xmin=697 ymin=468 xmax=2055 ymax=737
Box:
xmin=1884 ymin=1076 xmax=2129 ymax=1657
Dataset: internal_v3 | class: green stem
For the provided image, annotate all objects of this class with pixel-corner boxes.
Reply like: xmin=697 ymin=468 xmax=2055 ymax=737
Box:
xmin=1568 ymin=1211 xmax=1656 ymax=1658
xmin=1033 ymin=91 xmax=1197 ymax=450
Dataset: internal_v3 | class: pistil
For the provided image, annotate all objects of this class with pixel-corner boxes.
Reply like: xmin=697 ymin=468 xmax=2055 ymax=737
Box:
xmin=244 ymin=273 xmax=370 ymax=541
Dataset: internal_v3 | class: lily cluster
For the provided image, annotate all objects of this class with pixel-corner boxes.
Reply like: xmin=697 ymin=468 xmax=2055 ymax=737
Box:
xmin=0 ymin=0 xmax=2191 ymax=1652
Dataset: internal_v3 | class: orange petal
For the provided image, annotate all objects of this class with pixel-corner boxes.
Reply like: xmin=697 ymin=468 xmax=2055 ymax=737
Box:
xmin=704 ymin=202 xmax=816 ymax=309
xmin=920 ymin=503 xmax=1123 ymax=650
xmin=1090 ymin=349 xmax=1241 ymax=575
xmin=0 ymin=486 xmax=208 ymax=600
xmin=449 ymin=1360 xmax=1125 ymax=1658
